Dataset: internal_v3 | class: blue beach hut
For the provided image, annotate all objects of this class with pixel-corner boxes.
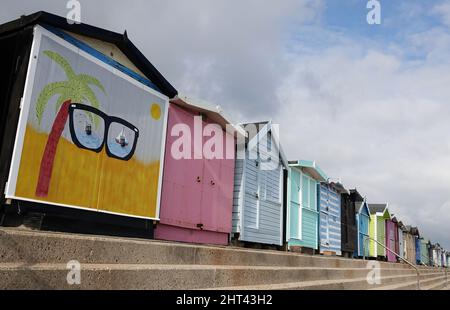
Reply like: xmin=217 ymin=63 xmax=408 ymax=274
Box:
xmin=317 ymin=180 xmax=347 ymax=256
xmin=352 ymin=189 xmax=370 ymax=257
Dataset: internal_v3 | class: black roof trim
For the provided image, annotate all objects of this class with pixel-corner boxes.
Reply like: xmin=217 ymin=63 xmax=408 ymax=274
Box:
xmin=0 ymin=11 xmax=177 ymax=98
xmin=349 ymin=189 xmax=364 ymax=202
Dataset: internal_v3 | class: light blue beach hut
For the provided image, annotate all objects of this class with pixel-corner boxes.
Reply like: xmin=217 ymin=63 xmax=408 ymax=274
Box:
xmin=231 ymin=121 xmax=288 ymax=246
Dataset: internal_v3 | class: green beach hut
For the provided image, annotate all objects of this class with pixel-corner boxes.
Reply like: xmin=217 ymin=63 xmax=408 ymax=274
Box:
xmin=368 ymin=203 xmax=390 ymax=259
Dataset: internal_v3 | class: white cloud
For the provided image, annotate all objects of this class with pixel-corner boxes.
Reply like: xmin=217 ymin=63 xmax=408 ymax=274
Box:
xmin=275 ymin=30 xmax=450 ymax=248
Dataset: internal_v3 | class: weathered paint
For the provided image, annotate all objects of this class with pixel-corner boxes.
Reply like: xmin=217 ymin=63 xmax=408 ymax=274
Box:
xmin=385 ymin=218 xmax=399 ymax=262
xmin=354 ymin=199 xmax=370 ymax=257
xmin=287 ymin=161 xmax=327 ymax=251
xmin=318 ymin=183 xmax=341 ymax=255
xmin=155 ymin=103 xmax=235 ymax=245
xmin=232 ymin=122 xmax=286 ymax=246
xmin=67 ymin=31 xmax=147 ymax=78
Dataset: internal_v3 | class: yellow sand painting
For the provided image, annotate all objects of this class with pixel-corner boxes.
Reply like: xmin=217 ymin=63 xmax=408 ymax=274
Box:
xmin=15 ymin=125 xmax=160 ymax=218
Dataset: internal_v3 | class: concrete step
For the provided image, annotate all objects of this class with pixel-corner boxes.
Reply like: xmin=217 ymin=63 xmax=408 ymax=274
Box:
xmin=1 ymin=228 xmax=444 ymax=290
xmin=369 ymin=275 xmax=448 ymax=290
xmin=0 ymin=263 xmax=443 ymax=290
xmin=212 ymin=273 xmax=446 ymax=291
xmin=423 ymin=279 xmax=448 ymax=290
xmin=0 ymin=228 xmax=433 ymax=270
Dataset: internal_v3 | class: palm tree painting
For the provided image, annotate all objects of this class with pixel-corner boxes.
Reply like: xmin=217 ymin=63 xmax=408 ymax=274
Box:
xmin=34 ymin=50 xmax=105 ymax=197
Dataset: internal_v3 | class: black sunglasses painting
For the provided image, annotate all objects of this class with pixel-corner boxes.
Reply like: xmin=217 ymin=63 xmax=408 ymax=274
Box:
xmin=68 ymin=103 xmax=139 ymax=161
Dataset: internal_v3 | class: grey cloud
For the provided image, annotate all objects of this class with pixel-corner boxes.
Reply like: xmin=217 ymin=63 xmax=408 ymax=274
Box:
xmin=0 ymin=0 xmax=320 ymax=118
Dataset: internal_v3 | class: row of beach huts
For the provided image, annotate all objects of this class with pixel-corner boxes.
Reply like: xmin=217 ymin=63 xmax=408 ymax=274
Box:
xmin=164 ymin=117 xmax=450 ymax=267
xmin=0 ymin=12 xmax=448 ymax=268
xmin=160 ymin=111 xmax=449 ymax=267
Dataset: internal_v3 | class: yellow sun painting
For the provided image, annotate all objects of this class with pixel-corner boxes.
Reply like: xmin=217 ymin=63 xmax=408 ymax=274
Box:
xmin=151 ymin=103 xmax=161 ymax=120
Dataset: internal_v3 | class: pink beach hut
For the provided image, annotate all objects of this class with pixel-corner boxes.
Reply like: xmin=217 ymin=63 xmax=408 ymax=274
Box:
xmin=154 ymin=96 xmax=244 ymax=245
xmin=385 ymin=215 xmax=399 ymax=262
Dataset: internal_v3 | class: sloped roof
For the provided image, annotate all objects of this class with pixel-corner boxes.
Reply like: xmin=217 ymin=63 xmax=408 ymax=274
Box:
xmin=368 ymin=203 xmax=388 ymax=214
xmin=171 ymin=95 xmax=246 ymax=137
xmin=410 ymin=227 xmax=420 ymax=236
xmin=350 ymin=189 xmax=364 ymax=202
xmin=0 ymin=11 xmax=177 ymax=98
xmin=355 ymin=200 xmax=370 ymax=215
xmin=289 ymin=160 xmax=328 ymax=182
xmin=245 ymin=121 xmax=288 ymax=168
xmin=329 ymin=181 xmax=349 ymax=194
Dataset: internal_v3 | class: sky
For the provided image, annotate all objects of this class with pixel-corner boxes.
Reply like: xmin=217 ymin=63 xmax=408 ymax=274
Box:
xmin=1 ymin=0 xmax=450 ymax=249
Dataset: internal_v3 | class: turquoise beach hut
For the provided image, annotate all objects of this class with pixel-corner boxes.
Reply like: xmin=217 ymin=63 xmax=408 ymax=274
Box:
xmin=287 ymin=160 xmax=327 ymax=253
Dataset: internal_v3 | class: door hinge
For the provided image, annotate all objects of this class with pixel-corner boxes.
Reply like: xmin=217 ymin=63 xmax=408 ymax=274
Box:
xmin=4 ymin=181 xmax=8 ymax=195
xmin=19 ymin=97 xmax=24 ymax=110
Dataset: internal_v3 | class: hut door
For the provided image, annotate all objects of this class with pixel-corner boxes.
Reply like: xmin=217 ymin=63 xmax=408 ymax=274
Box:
xmin=200 ymin=158 xmax=220 ymax=231
xmin=289 ymin=168 xmax=301 ymax=239
xmin=386 ymin=222 xmax=396 ymax=261
xmin=321 ymin=213 xmax=330 ymax=247
xmin=159 ymin=105 xmax=202 ymax=229
xmin=359 ymin=214 xmax=369 ymax=256
xmin=244 ymin=157 xmax=260 ymax=229
xmin=389 ymin=226 xmax=395 ymax=250
xmin=320 ymin=185 xmax=330 ymax=247
xmin=199 ymin=126 xmax=235 ymax=233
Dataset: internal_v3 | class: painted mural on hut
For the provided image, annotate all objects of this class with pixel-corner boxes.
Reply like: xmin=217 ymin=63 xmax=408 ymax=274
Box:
xmin=7 ymin=28 xmax=168 ymax=219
